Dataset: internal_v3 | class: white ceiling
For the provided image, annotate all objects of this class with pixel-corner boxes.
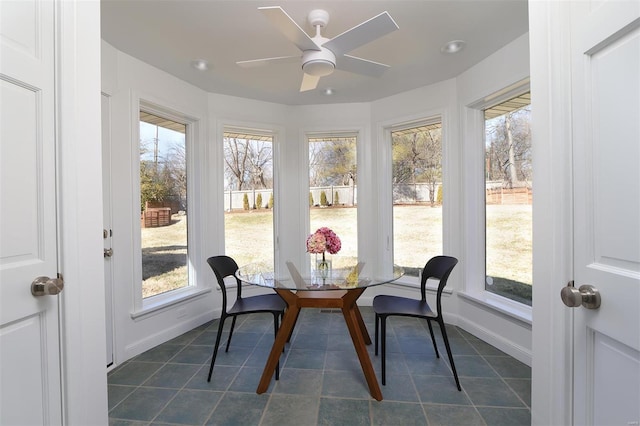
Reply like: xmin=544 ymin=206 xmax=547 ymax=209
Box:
xmin=101 ymin=0 xmax=529 ymax=106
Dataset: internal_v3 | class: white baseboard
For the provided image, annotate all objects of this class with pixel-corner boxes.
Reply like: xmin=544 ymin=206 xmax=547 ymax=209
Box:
xmin=456 ymin=313 xmax=532 ymax=366
xmin=122 ymin=309 xmax=219 ymax=362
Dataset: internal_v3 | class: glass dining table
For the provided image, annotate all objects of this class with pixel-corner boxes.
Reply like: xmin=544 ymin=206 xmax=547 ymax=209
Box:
xmin=236 ymin=260 xmax=404 ymax=401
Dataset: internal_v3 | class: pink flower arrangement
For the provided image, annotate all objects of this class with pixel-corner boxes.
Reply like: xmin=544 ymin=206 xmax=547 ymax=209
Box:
xmin=306 ymin=227 xmax=341 ymax=255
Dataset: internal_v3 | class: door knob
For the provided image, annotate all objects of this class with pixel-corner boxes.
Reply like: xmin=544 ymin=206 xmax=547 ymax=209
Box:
xmin=104 ymin=248 xmax=114 ymax=258
xmin=561 ymin=280 xmax=601 ymax=309
xmin=31 ymin=274 xmax=64 ymax=296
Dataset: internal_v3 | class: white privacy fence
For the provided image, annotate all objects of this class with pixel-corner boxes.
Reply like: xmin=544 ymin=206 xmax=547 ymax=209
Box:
xmin=224 ymin=185 xmax=359 ymax=210
xmin=224 ymin=183 xmax=447 ymax=211
xmin=223 ymin=181 xmax=531 ymax=211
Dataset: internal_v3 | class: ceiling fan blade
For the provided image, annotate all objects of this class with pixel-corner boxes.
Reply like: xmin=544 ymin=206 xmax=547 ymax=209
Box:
xmin=300 ymin=73 xmax=320 ymax=92
xmin=336 ymin=54 xmax=390 ymax=77
xmin=236 ymin=55 xmax=299 ymax=68
xmin=323 ymin=11 xmax=398 ymax=56
xmin=259 ymin=6 xmax=320 ymax=52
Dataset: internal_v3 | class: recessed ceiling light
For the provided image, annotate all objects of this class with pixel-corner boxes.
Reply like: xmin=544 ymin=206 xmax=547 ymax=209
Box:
xmin=441 ymin=40 xmax=466 ymax=54
xmin=323 ymin=88 xmax=334 ymax=95
xmin=191 ymin=59 xmax=209 ymax=71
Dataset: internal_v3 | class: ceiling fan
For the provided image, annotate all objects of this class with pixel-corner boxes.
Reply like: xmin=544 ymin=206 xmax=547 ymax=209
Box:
xmin=237 ymin=6 xmax=399 ymax=92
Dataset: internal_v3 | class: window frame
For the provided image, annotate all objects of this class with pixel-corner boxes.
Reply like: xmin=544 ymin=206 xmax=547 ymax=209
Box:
xmin=306 ymin=131 xmax=359 ymax=266
xmin=131 ymin=100 xmax=208 ymax=318
xmin=460 ymin=79 xmax=533 ymax=321
xmin=377 ymin=110 xmax=450 ymax=289
xmin=216 ymin=120 xmax=284 ymax=273
xmin=389 ymin=117 xmax=445 ymax=281
xmin=303 ymin=129 xmax=362 ymax=267
xmin=221 ymin=126 xmax=277 ymax=268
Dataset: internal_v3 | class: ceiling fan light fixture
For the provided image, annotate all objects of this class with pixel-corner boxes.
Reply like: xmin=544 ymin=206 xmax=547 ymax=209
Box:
xmin=302 ymin=47 xmax=336 ymax=77
xmin=441 ymin=40 xmax=466 ymax=54
xmin=303 ymin=59 xmax=335 ymax=77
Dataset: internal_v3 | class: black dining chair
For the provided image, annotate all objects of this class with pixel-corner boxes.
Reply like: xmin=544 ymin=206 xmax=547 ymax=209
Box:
xmin=206 ymin=255 xmax=287 ymax=382
xmin=373 ymin=255 xmax=461 ymax=390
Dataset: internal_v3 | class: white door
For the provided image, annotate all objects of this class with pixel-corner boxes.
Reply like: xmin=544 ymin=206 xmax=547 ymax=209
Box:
xmin=0 ymin=1 xmax=63 ymax=424
xmin=569 ymin=1 xmax=640 ymax=424
xmin=102 ymin=93 xmax=115 ymax=367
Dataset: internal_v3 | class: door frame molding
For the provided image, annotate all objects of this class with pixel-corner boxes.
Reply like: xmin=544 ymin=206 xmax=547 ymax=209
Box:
xmin=529 ymin=1 xmax=573 ymax=425
xmin=56 ymin=1 xmax=108 ymax=423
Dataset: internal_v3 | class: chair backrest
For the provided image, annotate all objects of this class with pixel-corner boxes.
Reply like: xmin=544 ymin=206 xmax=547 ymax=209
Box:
xmin=420 ymin=255 xmax=458 ymax=316
xmin=207 ymin=255 xmax=242 ymax=313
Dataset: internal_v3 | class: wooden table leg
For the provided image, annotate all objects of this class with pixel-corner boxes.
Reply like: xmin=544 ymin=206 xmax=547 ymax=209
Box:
xmin=255 ymin=287 xmax=382 ymax=400
xmin=341 ymin=289 xmax=383 ymax=401
xmin=352 ymin=303 xmax=371 ymax=345
xmin=256 ymin=289 xmax=299 ymax=394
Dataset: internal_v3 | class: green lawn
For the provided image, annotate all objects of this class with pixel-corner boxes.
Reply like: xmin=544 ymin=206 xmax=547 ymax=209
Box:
xmin=142 ymin=205 xmax=532 ymax=302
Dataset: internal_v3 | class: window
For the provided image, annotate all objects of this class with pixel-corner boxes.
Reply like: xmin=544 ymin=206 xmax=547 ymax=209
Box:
xmin=223 ymin=130 xmax=274 ymax=266
xmin=139 ymin=111 xmax=188 ymax=298
xmin=484 ymin=93 xmax=532 ymax=305
xmin=391 ymin=121 xmax=443 ymax=276
xmin=308 ymin=134 xmax=357 ymax=268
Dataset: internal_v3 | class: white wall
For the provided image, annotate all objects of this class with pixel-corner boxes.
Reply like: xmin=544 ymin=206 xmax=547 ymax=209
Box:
xmin=455 ymin=33 xmax=532 ymax=364
xmin=102 ymin=42 xmax=217 ymax=363
xmin=101 ymin=33 xmax=533 ymax=366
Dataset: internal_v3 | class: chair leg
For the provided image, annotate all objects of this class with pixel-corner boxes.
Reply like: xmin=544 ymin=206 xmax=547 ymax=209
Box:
xmin=426 ymin=319 xmax=440 ymax=358
xmin=374 ymin=313 xmax=379 ymax=356
xmin=225 ymin=316 xmax=237 ymax=352
xmin=438 ymin=318 xmax=461 ymax=391
xmin=207 ymin=315 xmax=226 ymax=382
xmin=380 ymin=315 xmax=387 ymax=386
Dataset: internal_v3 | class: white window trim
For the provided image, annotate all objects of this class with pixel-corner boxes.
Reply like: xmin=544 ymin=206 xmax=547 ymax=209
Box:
xmin=377 ymin=111 xmax=448 ymax=282
xmin=131 ymin=97 xmax=206 ymax=317
xmin=303 ymin=126 xmax=362 ymax=268
xmin=218 ymin=119 xmax=284 ymax=269
xmin=460 ymin=79 xmax=532 ymax=317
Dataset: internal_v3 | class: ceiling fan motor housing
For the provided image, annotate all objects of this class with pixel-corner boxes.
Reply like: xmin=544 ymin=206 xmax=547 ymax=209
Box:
xmin=302 ymin=43 xmax=336 ymax=77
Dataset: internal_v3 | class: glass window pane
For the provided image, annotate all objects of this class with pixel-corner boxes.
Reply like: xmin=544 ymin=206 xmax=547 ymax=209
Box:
xmin=391 ymin=123 xmax=443 ymax=276
xmin=139 ymin=112 xmax=188 ymax=298
xmin=223 ymin=132 xmax=274 ymax=267
xmin=308 ymin=136 xmax=357 ymax=267
xmin=484 ymin=93 xmax=532 ymax=305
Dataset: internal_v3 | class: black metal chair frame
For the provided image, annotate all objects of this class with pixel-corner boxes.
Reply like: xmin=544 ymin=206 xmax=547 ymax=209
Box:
xmin=206 ymin=255 xmax=286 ymax=382
xmin=373 ymin=255 xmax=461 ymax=390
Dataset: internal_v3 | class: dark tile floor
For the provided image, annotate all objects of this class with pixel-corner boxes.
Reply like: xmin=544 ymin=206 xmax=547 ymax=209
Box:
xmin=108 ymin=307 xmax=531 ymax=425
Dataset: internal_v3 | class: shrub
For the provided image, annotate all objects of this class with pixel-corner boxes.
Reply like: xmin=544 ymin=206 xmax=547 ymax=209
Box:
xmin=243 ymin=193 xmax=250 ymax=210
xmin=320 ymin=191 xmax=328 ymax=206
xmin=436 ymin=185 xmax=443 ymax=204
xmin=268 ymin=193 xmax=274 ymax=209
xmin=334 ymin=191 xmax=340 ymax=206
xmin=309 ymin=192 xmax=314 ymax=207
xmin=256 ymin=193 xmax=263 ymax=209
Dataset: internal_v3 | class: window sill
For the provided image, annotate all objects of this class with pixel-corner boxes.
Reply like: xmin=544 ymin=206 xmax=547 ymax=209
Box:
xmin=458 ymin=291 xmax=532 ymax=325
xmin=131 ymin=287 xmax=211 ymax=320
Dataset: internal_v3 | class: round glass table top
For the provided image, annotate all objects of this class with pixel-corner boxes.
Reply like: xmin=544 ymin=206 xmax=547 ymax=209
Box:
xmin=236 ymin=261 xmax=404 ymax=291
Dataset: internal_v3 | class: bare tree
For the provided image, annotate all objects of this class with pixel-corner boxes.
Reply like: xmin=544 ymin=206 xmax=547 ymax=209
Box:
xmin=309 ymin=139 xmax=356 ymax=187
xmin=392 ymin=126 xmax=442 ymax=204
xmin=485 ymin=106 xmax=531 ymax=187
xmin=224 ymin=138 xmax=250 ymax=190
xmin=224 ymin=137 xmax=273 ymax=190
